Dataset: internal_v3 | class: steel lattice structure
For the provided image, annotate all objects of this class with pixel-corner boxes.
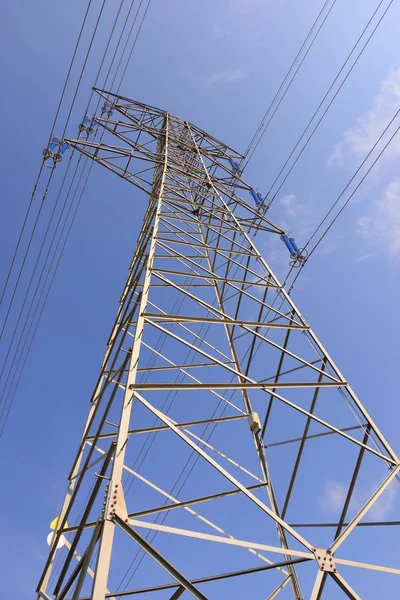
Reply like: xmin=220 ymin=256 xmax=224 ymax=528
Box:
xmin=37 ymin=89 xmax=399 ymax=600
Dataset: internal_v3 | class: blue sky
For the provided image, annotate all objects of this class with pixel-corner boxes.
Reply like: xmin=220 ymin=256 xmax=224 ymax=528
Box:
xmin=0 ymin=0 xmax=399 ymax=598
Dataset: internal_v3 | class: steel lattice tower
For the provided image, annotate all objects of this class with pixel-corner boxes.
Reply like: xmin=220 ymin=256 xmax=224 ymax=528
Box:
xmin=37 ymin=89 xmax=399 ymax=600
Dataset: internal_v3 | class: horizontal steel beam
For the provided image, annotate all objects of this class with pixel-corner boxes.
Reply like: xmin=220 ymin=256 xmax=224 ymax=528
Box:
xmin=264 ymin=425 xmax=366 ymax=449
xmin=143 ymin=312 xmax=309 ymax=330
xmin=77 ymin=557 xmax=309 ymax=598
xmin=129 ymin=483 xmax=267 ymax=519
xmin=87 ymin=414 xmax=246 ymax=440
xmin=289 ymin=520 xmax=400 ymax=528
xmin=128 ymin=381 xmax=346 ymax=391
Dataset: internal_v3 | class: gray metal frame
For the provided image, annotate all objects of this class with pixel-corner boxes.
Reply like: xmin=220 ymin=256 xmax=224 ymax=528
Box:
xmin=36 ymin=89 xmax=399 ymax=600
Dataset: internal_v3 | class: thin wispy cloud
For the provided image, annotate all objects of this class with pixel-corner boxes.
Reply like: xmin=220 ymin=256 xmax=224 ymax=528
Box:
xmin=320 ymin=478 xmax=398 ymax=520
xmin=230 ymin=0 xmax=264 ymax=14
xmin=356 ymin=179 xmax=400 ymax=257
xmin=186 ymin=69 xmax=246 ymax=86
xmin=230 ymin=0 xmax=284 ymax=15
xmin=262 ymin=192 xmax=334 ymax=278
xmin=321 ymin=480 xmax=348 ymax=512
xmin=278 ymin=193 xmax=337 ymax=255
xmin=212 ymin=24 xmax=230 ymax=38
xmin=207 ymin=69 xmax=246 ymax=85
xmin=355 ymin=252 xmax=377 ymax=263
xmin=280 ymin=193 xmax=297 ymax=216
xmin=328 ymin=67 xmax=400 ymax=168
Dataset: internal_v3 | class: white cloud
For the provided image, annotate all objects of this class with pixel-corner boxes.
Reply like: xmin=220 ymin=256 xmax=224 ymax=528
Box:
xmin=279 ymin=193 xmax=330 ymax=241
xmin=369 ymin=482 xmax=398 ymax=520
xmin=355 ymin=252 xmax=376 ymax=263
xmin=320 ymin=480 xmax=348 ymax=513
xmin=280 ymin=194 xmax=297 ymax=213
xmin=207 ymin=69 xmax=246 ymax=85
xmin=320 ymin=478 xmax=398 ymax=520
xmin=230 ymin=0 xmax=285 ymax=14
xmin=328 ymin=67 xmax=400 ymax=168
xmin=212 ymin=24 xmax=230 ymax=38
xmin=186 ymin=69 xmax=246 ymax=86
xmin=262 ymin=192 xmax=334 ymax=274
xmin=356 ymin=179 xmax=400 ymax=256
xmin=230 ymin=0 xmax=265 ymax=14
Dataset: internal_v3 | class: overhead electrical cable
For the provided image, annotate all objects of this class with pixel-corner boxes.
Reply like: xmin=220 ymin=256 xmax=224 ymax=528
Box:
xmin=265 ymin=0 xmax=393 ymax=206
xmin=0 ymin=156 xmax=93 ymax=438
xmin=49 ymin=0 xmax=95 ymax=143
xmin=239 ymin=104 xmax=400 ymax=452
xmin=61 ymin=0 xmax=107 ymax=139
xmin=117 ymin=0 xmax=152 ymax=92
xmin=0 ymin=154 xmax=83 ymax=407
xmin=243 ymin=0 xmax=333 ymax=158
xmin=0 ymin=0 xmax=93 ymax=310
xmin=111 ymin=0 xmax=145 ymax=92
xmin=102 ymin=0 xmax=139 ymax=92
xmin=0 ymin=0 xmax=109 ymax=340
xmin=0 ymin=166 xmax=45 ymax=309
xmin=291 ymin=113 xmax=400 ymax=288
xmin=91 ymin=0 xmax=146 ymax=126
xmin=0 ymin=170 xmax=55 ymax=340
xmin=0 ymin=0 xmax=127 ymax=410
xmin=278 ymin=100 xmax=400 ymax=296
xmin=0 ymin=2 xmax=151 ymax=436
xmin=243 ymin=0 xmax=337 ymax=168
xmin=83 ymin=0 xmax=126 ymax=116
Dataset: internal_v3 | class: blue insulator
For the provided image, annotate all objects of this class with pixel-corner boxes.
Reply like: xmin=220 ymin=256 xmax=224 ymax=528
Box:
xmin=281 ymin=235 xmax=308 ymax=266
xmin=61 ymin=141 xmax=70 ymax=155
xmin=250 ymin=189 xmax=266 ymax=208
xmin=289 ymin=237 xmax=300 ymax=254
xmin=229 ymin=158 xmax=240 ymax=172
xmin=54 ymin=140 xmax=70 ymax=163
xmin=256 ymin=192 xmax=265 ymax=206
xmin=281 ymin=234 xmax=296 ymax=254
xmin=49 ymin=136 xmax=60 ymax=153
xmin=101 ymin=102 xmax=113 ymax=117
xmin=43 ymin=136 xmax=61 ymax=166
xmin=79 ymin=115 xmax=94 ymax=138
xmin=250 ymin=189 xmax=259 ymax=205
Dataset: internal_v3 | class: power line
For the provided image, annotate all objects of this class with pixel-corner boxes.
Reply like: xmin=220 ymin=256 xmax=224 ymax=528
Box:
xmin=0 ymin=0 xmax=109 ymax=338
xmin=243 ymin=0 xmax=334 ymax=157
xmin=102 ymin=0 xmax=140 ymax=92
xmin=90 ymin=0 xmax=146 ymax=122
xmin=48 ymin=0 xmax=95 ymax=144
xmin=0 ymin=170 xmax=55 ymax=340
xmin=112 ymin=0 xmax=145 ymax=92
xmin=0 ymin=2 xmax=151 ymax=435
xmin=243 ymin=0 xmax=337 ymax=169
xmin=0 ymin=1 xmax=94 ymax=312
xmin=0 ymin=154 xmax=81 ymax=410
xmin=265 ymin=0 xmax=393 ymax=205
xmin=292 ymin=113 xmax=400 ymax=286
xmin=117 ymin=0 xmax=152 ymax=92
xmin=0 ymin=1 xmax=128 ymax=427
xmin=245 ymin=103 xmax=400 ymax=401
xmin=0 ymin=165 xmax=44 ymax=309
xmin=61 ymin=0 xmax=107 ymax=139
xmin=0 ymin=155 xmax=93 ymax=438
xmin=83 ymin=0 xmax=126 ymax=116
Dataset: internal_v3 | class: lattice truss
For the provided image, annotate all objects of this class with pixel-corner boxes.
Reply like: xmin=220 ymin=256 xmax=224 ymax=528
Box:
xmin=37 ymin=89 xmax=400 ymax=600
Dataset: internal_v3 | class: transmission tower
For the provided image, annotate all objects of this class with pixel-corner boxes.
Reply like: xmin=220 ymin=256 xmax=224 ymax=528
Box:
xmin=36 ymin=89 xmax=399 ymax=600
